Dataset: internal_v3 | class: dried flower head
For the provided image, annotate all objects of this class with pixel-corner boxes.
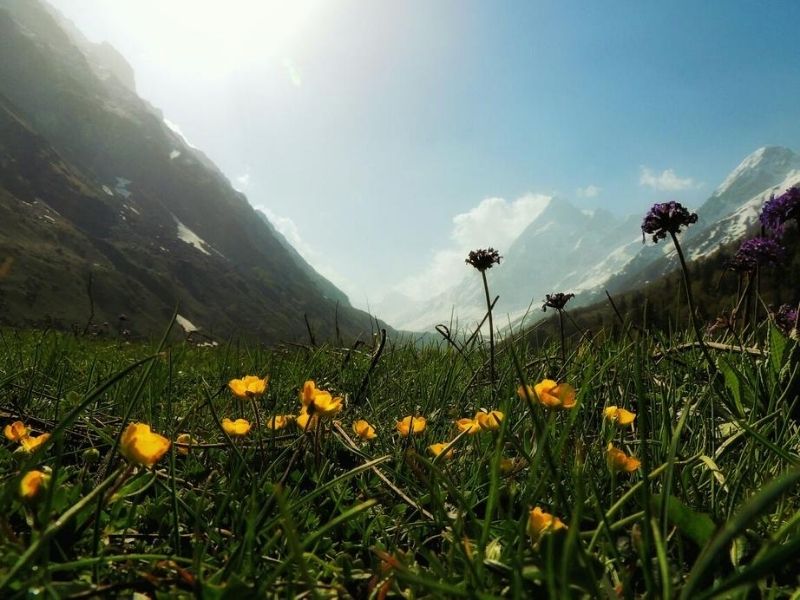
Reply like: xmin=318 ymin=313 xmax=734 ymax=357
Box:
xmin=728 ymin=237 xmax=785 ymax=273
xmin=542 ymin=292 xmax=575 ymax=312
xmin=760 ymin=187 xmax=800 ymax=235
xmin=773 ymin=304 xmax=799 ymax=339
xmin=465 ymin=248 xmax=502 ymax=272
xmin=641 ymin=201 xmax=698 ymax=243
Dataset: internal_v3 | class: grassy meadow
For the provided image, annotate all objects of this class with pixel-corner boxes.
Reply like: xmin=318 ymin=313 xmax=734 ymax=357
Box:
xmin=1 ymin=303 xmax=799 ymax=598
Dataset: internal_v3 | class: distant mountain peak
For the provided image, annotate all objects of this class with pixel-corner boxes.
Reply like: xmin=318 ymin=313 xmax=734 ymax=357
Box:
xmin=714 ymin=145 xmax=799 ymax=197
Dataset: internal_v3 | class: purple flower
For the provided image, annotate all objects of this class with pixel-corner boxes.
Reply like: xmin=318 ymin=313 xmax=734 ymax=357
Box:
xmin=773 ymin=304 xmax=799 ymax=338
xmin=465 ymin=248 xmax=502 ymax=272
xmin=728 ymin=237 xmax=785 ymax=273
xmin=641 ymin=201 xmax=698 ymax=243
xmin=760 ymin=187 xmax=800 ymax=235
xmin=542 ymin=292 xmax=575 ymax=312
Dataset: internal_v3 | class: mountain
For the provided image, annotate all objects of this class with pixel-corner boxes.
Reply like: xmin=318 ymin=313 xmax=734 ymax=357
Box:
xmin=0 ymin=0 xmax=386 ymax=342
xmin=600 ymin=146 xmax=800 ymax=298
xmin=384 ymin=145 xmax=800 ymax=333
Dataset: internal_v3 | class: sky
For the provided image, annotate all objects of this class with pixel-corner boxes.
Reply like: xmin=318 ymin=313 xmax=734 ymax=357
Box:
xmin=48 ymin=0 xmax=800 ymax=308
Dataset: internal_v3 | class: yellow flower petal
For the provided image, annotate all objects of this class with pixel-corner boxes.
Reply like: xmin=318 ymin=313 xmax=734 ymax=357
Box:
xmin=295 ymin=408 xmax=318 ymax=432
xmin=120 ymin=423 xmax=170 ymax=467
xmin=428 ymin=443 xmax=454 ymax=459
xmin=396 ymin=416 xmax=426 ymax=437
xmin=527 ymin=506 xmax=567 ymax=542
xmin=606 ymin=443 xmax=641 ymax=473
xmin=475 ymin=410 xmax=504 ymax=431
xmin=455 ymin=418 xmax=481 ymax=435
xmin=19 ymin=470 xmax=48 ymax=501
xmin=532 ymin=379 xmax=577 ymax=409
xmin=265 ymin=415 xmax=292 ymax=430
xmin=4 ymin=421 xmax=27 ymax=442
xmin=222 ymin=418 xmax=251 ymax=437
xmin=310 ymin=391 xmax=343 ymax=417
xmin=228 ymin=375 xmax=268 ymax=398
xmin=353 ymin=419 xmax=377 ymax=440
xmin=20 ymin=433 xmax=51 ymax=453
xmin=175 ymin=433 xmax=196 ymax=456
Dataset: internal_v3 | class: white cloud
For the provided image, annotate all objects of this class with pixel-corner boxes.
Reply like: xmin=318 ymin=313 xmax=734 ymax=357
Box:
xmin=576 ymin=184 xmax=601 ymax=198
xmin=397 ymin=194 xmax=552 ymax=300
xmin=639 ymin=166 xmax=698 ymax=191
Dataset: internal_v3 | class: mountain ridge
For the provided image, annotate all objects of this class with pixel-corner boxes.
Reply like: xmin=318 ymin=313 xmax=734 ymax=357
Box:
xmin=0 ymin=0 xmax=387 ymax=342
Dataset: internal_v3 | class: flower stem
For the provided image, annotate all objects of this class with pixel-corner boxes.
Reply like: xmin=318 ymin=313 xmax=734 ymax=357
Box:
xmin=480 ymin=271 xmax=496 ymax=390
xmin=669 ymin=231 xmax=717 ymax=374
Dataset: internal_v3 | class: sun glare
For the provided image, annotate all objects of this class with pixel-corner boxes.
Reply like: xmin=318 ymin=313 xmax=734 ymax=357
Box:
xmin=123 ymin=0 xmax=321 ymax=77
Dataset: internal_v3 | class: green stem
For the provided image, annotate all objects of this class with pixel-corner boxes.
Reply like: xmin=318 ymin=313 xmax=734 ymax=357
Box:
xmin=481 ymin=271 xmax=496 ymax=391
xmin=669 ymin=231 xmax=717 ymax=374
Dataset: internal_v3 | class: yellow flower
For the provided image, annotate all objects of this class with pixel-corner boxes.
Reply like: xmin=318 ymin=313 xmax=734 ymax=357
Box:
xmin=532 ymin=379 xmax=577 ymax=409
xmin=19 ymin=469 xmax=49 ymax=501
xmin=175 ymin=433 xmax=196 ymax=456
xmin=603 ymin=406 xmax=636 ymax=426
xmin=527 ymin=506 xmax=567 ymax=542
xmin=606 ymin=443 xmax=641 ymax=473
xmin=120 ymin=423 xmax=171 ymax=467
xmin=475 ymin=410 xmax=504 ymax=431
xmin=20 ymin=433 xmax=51 ymax=453
xmin=228 ymin=375 xmax=268 ymax=398
xmin=295 ymin=407 xmax=319 ymax=431
xmin=4 ymin=421 xmax=27 ymax=442
xmin=265 ymin=415 xmax=292 ymax=430
xmin=221 ymin=418 xmax=251 ymax=438
xmin=455 ymin=418 xmax=481 ymax=435
xmin=396 ymin=416 xmax=426 ymax=437
xmin=300 ymin=380 xmax=318 ymax=406
xmin=517 ymin=385 xmax=535 ymax=402
xmin=353 ymin=419 xmax=377 ymax=440
xmin=428 ymin=443 xmax=454 ymax=460
xmin=309 ymin=391 xmax=343 ymax=417
xmin=499 ymin=458 xmax=516 ymax=474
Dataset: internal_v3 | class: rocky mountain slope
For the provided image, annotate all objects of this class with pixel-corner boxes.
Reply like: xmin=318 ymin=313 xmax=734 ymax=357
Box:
xmin=0 ymin=0 xmax=385 ymax=342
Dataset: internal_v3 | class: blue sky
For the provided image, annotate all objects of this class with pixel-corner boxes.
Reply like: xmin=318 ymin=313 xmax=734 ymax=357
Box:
xmin=49 ymin=0 xmax=800 ymax=306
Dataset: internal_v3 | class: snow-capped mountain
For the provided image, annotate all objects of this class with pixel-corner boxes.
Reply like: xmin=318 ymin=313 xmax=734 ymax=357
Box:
xmin=384 ymin=145 xmax=800 ymax=333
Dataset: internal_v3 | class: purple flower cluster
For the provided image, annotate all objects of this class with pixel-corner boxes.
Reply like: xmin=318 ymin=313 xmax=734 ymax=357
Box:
xmin=465 ymin=248 xmax=502 ymax=272
xmin=773 ymin=304 xmax=799 ymax=337
xmin=641 ymin=201 xmax=698 ymax=243
xmin=760 ymin=187 xmax=800 ymax=235
xmin=727 ymin=236 xmax=785 ymax=273
xmin=542 ymin=292 xmax=575 ymax=312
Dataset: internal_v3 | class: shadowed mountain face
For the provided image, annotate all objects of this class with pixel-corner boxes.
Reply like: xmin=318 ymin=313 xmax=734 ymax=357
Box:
xmin=0 ymin=0 xmax=385 ymax=342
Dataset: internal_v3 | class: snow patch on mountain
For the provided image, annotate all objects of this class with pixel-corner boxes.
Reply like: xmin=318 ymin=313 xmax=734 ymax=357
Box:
xmin=176 ymin=314 xmax=199 ymax=332
xmin=175 ymin=218 xmax=212 ymax=256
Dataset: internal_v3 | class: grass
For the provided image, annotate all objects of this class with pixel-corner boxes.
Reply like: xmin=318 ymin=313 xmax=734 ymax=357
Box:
xmin=1 ymin=314 xmax=799 ymax=598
